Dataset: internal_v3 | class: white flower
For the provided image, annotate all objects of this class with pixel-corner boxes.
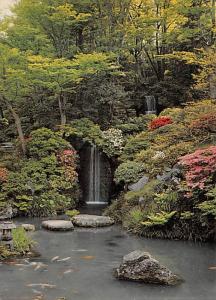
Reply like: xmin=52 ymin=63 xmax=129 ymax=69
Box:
xmin=102 ymin=128 xmax=124 ymax=151
xmin=152 ymin=151 xmax=166 ymax=160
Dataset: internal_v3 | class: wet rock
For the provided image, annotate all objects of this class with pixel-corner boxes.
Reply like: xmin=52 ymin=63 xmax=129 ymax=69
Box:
xmin=128 ymin=176 xmax=149 ymax=192
xmin=72 ymin=214 xmax=114 ymax=227
xmin=42 ymin=220 xmax=74 ymax=231
xmin=114 ymin=250 xmax=182 ymax=285
xmin=22 ymin=224 xmax=35 ymax=232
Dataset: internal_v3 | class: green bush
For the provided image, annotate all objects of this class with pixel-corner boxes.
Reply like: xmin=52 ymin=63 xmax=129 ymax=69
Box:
xmin=114 ymin=161 xmax=145 ymax=184
xmin=1 ymin=128 xmax=79 ymax=217
xmin=28 ymin=128 xmax=70 ymax=158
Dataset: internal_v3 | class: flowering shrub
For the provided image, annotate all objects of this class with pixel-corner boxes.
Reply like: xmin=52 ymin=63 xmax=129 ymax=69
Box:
xmin=149 ymin=116 xmax=173 ymax=130
xmin=0 ymin=168 xmax=9 ymax=183
xmin=178 ymin=146 xmax=216 ymax=189
xmin=57 ymin=149 xmax=78 ymax=183
xmin=102 ymin=128 xmax=124 ymax=156
xmin=190 ymin=113 xmax=216 ymax=135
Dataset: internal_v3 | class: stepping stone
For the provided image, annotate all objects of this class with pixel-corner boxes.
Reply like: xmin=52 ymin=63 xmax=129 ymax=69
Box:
xmin=42 ymin=220 xmax=74 ymax=231
xmin=72 ymin=214 xmax=114 ymax=228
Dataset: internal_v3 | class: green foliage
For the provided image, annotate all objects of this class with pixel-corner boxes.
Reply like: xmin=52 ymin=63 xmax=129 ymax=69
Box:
xmin=66 ymin=209 xmax=80 ymax=218
xmin=28 ymin=128 xmax=70 ymax=158
xmin=12 ymin=227 xmax=34 ymax=254
xmin=116 ymin=115 xmax=156 ymax=135
xmin=141 ymin=211 xmax=177 ymax=227
xmin=114 ymin=161 xmax=145 ymax=184
xmin=0 ymin=128 xmax=79 ymax=217
xmin=64 ymin=118 xmax=124 ymax=157
xmin=123 ymin=207 xmax=145 ymax=232
xmin=197 ymin=201 xmax=216 ymax=218
xmin=180 ymin=211 xmax=194 ymax=220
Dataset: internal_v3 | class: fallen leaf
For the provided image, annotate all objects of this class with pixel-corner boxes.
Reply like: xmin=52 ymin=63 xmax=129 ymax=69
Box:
xmin=80 ymin=256 xmax=95 ymax=260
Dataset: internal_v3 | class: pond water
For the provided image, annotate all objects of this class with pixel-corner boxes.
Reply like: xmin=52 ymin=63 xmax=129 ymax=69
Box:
xmin=0 ymin=215 xmax=216 ymax=300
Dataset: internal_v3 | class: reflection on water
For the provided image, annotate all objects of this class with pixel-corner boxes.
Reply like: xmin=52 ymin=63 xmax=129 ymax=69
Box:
xmin=0 ymin=218 xmax=216 ymax=300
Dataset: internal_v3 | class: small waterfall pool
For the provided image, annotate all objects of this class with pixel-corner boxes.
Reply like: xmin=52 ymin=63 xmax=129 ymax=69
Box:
xmin=0 ymin=216 xmax=215 ymax=300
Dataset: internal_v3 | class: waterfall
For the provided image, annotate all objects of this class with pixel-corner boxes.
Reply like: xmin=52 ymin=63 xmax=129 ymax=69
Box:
xmin=87 ymin=145 xmax=106 ymax=204
xmin=145 ymin=96 xmax=157 ymax=114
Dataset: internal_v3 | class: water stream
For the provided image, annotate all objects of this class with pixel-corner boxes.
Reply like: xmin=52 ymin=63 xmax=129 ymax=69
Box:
xmin=87 ymin=145 xmax=108 ymax=204
xmin=0 ymin=216 xmax=215 ymax=300
xmin=145 ymin=96 xmax=157 ymax=114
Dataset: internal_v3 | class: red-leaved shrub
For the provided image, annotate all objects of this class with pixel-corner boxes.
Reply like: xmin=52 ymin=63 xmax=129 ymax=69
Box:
xmin=57 ymin=149 xmax=78 ymax=182
xmin=0 ymin=167 xmax=9 ymax=183
xmin=190 ymin=113 xmax=216 ymax=135
xmin=149 ymin=116 xmax=173 ymax=130
xmin=178 ymin=146 xmax=216 ymax=189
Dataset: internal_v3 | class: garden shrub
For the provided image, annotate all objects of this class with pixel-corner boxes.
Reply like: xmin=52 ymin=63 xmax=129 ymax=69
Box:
xmin=27 ymin=128 xmax=70 ymax=158
xmin=120 ymin=134 xmax=149 ymax=161
xmin=114 ymin=161 xmax=145 ymax=184
xmin=149 ymin=116 xmax=173 ymax=130
xmin=141 ymin=211 xmax=177 ymax=227
xmin=0 ymin=128 xmax=79 ymax=217
xmin=178 ymin=146 xmax=216 ymax=190
xmin=123 ymin=206 xmax=145 ymax=232
xmin=116 ymin=114 xmax=156 ymax=135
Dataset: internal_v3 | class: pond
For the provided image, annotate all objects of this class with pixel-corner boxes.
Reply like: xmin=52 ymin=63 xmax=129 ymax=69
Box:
xmin=0 ymin=215 xmax=216 ymax=300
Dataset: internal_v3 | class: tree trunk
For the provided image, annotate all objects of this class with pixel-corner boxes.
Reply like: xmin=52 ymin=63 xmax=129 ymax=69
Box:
xmin=7 ymin=101 xmax=26 ymax=156
xmin=58 ymin=94 xmax=67 ymax=126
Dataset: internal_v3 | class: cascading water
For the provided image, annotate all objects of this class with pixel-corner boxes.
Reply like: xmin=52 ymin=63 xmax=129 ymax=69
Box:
xmin=145 ymin=96 xmax=157 ymax=114
xmin=87 ymin=145 xmax=107 ymax=204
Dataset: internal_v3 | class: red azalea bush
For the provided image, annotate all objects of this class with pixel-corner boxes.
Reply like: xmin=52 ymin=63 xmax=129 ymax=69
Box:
xmin=57 ymin=149 xmax=78 ymax=182
xmin=149 ymin=116 xmax=173 ymax=130
xmin=0 ymin=167 xmax=9 ymax=183
xmin=178 ymin=146 xmax=216 ymax=190
xmin=189 ymin=113 xmax=216 ymax=135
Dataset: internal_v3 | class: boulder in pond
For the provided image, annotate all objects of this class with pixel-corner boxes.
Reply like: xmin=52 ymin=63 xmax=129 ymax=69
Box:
xmin=72 ymin=214 xmax=114 ymax=227
xmin=114 ymin=250 xmax=182 ymax=285
xmin=21 ymin=224 xmax=35 ymax=232
xmin=42 ymin=220 xmax=74 ymax=231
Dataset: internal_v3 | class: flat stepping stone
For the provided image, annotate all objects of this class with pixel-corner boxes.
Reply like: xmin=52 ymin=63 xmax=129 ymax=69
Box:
xmin=42 ymin=220 xmax=74 ymax=231
xmin=72 ymin=214 xmax=114 ymax=228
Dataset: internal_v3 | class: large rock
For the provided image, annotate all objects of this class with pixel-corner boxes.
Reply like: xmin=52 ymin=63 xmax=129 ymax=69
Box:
xmin=114 ymin=250 xmax=182 ymax=285
xmin=72 ymin=214 xmax=114 ymax=228
xmin=128 ymin=176 xmax=149 ymax=192
xmin=42 ymin=220 xmax=74 ymax=231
